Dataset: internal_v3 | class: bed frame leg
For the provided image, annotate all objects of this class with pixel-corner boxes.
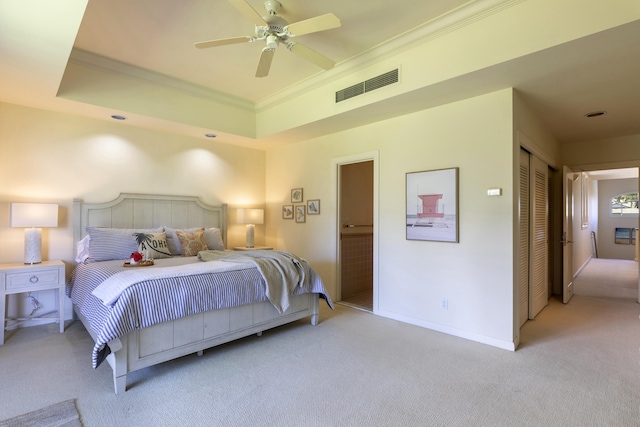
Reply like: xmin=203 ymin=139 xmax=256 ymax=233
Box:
xmin=257 ymin=331 xmax=262 ymax=337
xmin=197 ymin=350 xmax=203 ymax=356
xmin=114 ymin=374 xmax=127 ymax=394
xmin=311 ymin=294 xmax=320 ymax=326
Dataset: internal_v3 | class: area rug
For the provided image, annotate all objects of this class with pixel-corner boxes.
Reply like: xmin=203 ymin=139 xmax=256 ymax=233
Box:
xmin=0 ymin=399 xmax=81 ymax=427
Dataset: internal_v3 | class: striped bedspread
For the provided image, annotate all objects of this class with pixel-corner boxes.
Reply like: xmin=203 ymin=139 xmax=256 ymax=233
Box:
xmin=67 ymin=254 xmax=332 ymax=368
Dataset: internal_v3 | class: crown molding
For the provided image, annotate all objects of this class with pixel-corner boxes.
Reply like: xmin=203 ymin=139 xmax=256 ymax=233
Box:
xmin=67 ymin=49 xmax=256 ymax=112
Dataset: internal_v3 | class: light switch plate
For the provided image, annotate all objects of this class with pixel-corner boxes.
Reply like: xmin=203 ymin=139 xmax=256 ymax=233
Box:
xmin=487 ymin=188 xmax=502 ymax=196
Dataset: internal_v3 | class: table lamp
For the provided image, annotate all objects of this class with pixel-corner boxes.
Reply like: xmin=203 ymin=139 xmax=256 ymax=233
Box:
xmin=10 ymin=203 xmax=59 ymax=264
xmin=237 ymin=208 xmax=264 ymax=248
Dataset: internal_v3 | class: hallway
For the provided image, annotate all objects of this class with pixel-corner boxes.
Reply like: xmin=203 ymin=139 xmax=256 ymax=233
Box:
xmin=573 ymin=258 xmax=639 ymax=300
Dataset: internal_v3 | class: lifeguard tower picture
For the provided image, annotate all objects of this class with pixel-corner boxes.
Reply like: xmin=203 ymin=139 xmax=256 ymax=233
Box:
xmin=406 ymin=168 xmax=458 ymax=242
xmin=413 ymin=194 xmax=446 ymax=227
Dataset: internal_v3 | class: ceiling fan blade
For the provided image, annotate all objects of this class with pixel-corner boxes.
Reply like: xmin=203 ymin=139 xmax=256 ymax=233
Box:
xmin=228 ymin=0 xmax=268 ymax=27
xmin=284 ymin=13 xmax=341 ymax=37
xmin=288 ymin=43 xmax=335 ymax=70
xmin=195 ymin=36 xmax=254 ymax=49
xmin=256 ymin=48 xmax=275 ymax=77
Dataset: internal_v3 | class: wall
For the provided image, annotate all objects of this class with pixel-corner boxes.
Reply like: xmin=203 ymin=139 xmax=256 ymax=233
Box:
xmin=561 ymin=134 xmax=640 ymax=169
xmin=266 ymin=89 xmax=518 ymax=349
xmin=0 ymin=102 xmax=266 ymax=322
xmin=597 ymin=178 xmax=638 ymax=259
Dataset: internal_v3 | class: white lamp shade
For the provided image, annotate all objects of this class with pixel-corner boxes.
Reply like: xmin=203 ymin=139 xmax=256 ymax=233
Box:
xmin=10 ymin=203 xmax=58 ymax=228
xmin=10 ymin=203 xmax=58 ymax=264
xmin=237 ymin=208 xmax=264 ymax=225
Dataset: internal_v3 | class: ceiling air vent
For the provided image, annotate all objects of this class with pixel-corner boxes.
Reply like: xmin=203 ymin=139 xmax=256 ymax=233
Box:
xmin=335 ymin=69 xmax=399 ymax=103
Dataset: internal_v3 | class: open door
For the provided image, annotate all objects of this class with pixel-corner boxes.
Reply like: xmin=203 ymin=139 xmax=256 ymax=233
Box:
xmin=562 ymin=166 xmax=575 ymax=303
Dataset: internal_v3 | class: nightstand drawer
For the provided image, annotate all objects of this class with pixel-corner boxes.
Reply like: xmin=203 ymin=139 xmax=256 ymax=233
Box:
xmin=5 ymin=269 xmax=61 ymax=292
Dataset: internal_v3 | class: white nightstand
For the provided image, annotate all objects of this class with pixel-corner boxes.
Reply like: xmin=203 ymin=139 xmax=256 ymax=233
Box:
xmin=233 ymin=246 xmax=273 ymax=251
xmin=0 ymin=260 xmax=65 ymax=345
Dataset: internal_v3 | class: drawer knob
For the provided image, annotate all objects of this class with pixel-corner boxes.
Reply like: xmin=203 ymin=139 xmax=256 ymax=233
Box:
xmin=29 ymin=275 xmax=39 ymax=283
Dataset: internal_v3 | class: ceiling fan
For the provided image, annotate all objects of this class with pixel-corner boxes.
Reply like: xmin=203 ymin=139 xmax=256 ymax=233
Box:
xmin=195 ymin=0 xmax=341 ymax=77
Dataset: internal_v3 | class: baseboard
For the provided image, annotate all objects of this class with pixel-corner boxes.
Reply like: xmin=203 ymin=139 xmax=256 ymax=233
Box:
xmin=375 ymin=309 xmax=517 ymax=351
xmin=573 ymin=255 xmax=592 ymax=280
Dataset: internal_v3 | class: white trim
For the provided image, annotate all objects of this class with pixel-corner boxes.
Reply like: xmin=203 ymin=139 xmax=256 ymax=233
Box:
xmin=376 ymin=309 xmax=517 ymax=351
xmin=69 ymin=49 xmax=255 ymax=112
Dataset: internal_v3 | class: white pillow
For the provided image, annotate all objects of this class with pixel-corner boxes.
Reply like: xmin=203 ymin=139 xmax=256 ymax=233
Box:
xmin=75 ymin=235 xmax=91 ymax=263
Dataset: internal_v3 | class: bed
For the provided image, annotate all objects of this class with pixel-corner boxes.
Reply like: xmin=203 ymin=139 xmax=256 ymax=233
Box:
xmin=68 ymin=193 xmax=332 ymax=394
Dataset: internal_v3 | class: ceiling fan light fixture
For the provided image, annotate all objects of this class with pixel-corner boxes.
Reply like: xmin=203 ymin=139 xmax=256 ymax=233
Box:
xmin=584 ymin=111 xmax=607 ymax=118
xmin=265 ymin=34 xmax=279 ymax=49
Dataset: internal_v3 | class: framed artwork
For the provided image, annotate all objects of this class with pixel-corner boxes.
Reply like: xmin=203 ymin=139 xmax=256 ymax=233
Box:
xmin=615 ymin=227 xmax=632 ymax=244
xmin=295 ymin=205 xmax=306 ymax=223
xmin=291 ymin=188 xmax=303 ymax=203
xmin=307 ymin=199 xmax=320 ymax=215
xmin=282 ymin=205 xmax=293 ymax=219
xmin=406 ymin=167 xmax=459 ymax=243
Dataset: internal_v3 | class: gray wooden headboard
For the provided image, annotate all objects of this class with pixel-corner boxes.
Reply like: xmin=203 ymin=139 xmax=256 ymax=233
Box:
xmin=73 ymin=193 xmax=227 ymax=253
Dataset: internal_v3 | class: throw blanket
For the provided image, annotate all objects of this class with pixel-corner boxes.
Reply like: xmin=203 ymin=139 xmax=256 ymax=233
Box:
xmin=197 ymin=250 xmax=307 ymax=313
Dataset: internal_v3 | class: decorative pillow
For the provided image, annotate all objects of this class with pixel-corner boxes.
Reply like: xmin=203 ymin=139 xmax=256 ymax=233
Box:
xmin=165 ymin=227 xmax=225 ymax=254
xmin=86 ymin=226 xmax=163 ymax=262
xmin=165 ymin=227 xmax=202 ymax=256
xmin=176 ymin=229 xmax=208 ymax=256
xmin=132 ymin=232 xmax=172 ymax=259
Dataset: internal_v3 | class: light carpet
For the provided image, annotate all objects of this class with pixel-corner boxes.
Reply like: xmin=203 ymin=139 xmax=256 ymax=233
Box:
xmin=573 ymin=258 xmax=638 ymax=299
xmin=0 ymin=399 xmax=80 ymax=427
xmin=1 ymin=295 xmax=639 ymax=426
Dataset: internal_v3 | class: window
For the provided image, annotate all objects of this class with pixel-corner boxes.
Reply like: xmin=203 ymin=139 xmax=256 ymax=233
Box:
xmin=611 ymin=192 xmax=639 ymax=216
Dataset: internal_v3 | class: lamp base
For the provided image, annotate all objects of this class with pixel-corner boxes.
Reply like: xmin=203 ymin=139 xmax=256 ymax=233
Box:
xmin=245 ymin=224 xmax=255 ymax=248
xmin=24 ymin=228 xmax=43 ymax=264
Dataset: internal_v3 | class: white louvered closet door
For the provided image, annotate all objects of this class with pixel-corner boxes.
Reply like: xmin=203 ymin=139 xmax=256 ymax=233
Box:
xmin=518 ymin=149 xmax=530 ymax=327
xmin=529 ymin=154 xmax=549 ymax=319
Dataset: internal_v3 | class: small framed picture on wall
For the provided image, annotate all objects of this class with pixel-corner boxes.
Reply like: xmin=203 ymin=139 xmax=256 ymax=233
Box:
xmin=291 ymin=188 xmax=303 ymax=203
xmin=282 ymin=205 xmax=293 ymax=219
xmin=295 ymin=205 xmax=306 ymax=223
xmin=307 ymin=199 xmax=320 ymax=215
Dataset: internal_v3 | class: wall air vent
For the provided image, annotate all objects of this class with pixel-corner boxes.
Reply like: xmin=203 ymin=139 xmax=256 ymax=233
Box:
xmin=335 ymin=69 xmax=399 ymax=103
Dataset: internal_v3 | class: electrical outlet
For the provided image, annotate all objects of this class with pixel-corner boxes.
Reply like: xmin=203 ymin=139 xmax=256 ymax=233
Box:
xmin=441 ymin=298 xmax=448 ymax=310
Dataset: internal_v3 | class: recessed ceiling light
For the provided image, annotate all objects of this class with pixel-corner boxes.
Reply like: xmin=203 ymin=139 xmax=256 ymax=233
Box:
xmin=584 ymin=111 xmax=607 ymax=118
xmin=110 ymin=115 xmax=127 ymax=120
xmin=204 ymin=133 xmax=217 ymax=138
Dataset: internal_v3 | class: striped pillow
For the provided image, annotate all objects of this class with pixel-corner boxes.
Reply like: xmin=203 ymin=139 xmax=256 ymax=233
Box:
xmin=86 ymin=227 xmax=163 ymax=262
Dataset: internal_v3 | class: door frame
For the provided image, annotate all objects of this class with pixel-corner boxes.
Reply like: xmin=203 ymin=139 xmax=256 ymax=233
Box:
xmin=562 ymin=166 xmax=576 ymax=303
xmin=332 ymin=151 xmax=379 ymax=312
xmin=563 ymin=161 xmax=640 ymax=302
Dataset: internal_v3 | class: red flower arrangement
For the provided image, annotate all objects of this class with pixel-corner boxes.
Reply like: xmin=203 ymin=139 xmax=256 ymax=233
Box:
xmin=130 ymin=251 xmax=143 ymax=262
